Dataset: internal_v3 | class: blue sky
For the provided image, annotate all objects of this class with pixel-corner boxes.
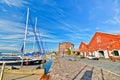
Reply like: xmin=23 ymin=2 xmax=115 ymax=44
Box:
xmin=0 ymin=0 xmax=120 ymax=52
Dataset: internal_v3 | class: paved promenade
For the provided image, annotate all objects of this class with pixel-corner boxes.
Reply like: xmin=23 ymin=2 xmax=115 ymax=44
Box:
xmin=3 ymin=73 xmax=42 ymax=80
xmin=64 ymin=56 xmax=120 ymax=75
xmin=49 ymin=55 xmax=120 ymax=80
xmin=78 ymin=58 xmax=120 ymax=75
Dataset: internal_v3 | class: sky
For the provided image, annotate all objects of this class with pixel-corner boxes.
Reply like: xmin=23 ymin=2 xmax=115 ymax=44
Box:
xmin=0 ymin=0 xmax=120 ymax=53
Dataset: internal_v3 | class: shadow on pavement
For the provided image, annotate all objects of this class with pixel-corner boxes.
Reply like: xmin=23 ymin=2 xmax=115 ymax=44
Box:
xmin=80 ymin=67 xmax=94 ymax=80
xmin=11 ymin=74 xmax=34 ymax=80
xmin=72 ymin=65 xmax=87 ymax=80
xmin=101 ymin=69 xmax=104 ymax=80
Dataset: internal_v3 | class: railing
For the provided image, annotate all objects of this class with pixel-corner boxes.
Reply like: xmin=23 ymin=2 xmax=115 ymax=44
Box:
xmin=0 ymin=62 xmax=5 ymax=80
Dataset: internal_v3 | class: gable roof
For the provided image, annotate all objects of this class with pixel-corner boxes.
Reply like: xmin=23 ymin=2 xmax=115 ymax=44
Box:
xmin=79 ymin=42 xmax=88 ymax=51
xmin=88 ymin=32 xmax=120 ymax=46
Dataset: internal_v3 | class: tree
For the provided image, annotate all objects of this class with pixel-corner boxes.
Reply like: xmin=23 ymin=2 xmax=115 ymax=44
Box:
xmin=68 ymin=48 xmax=71 ymax=55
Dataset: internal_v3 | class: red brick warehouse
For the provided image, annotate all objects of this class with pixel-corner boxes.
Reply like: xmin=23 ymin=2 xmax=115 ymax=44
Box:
xmin=58 ymin=42 xmax=74 ymax=54
xmin=79 ymin=32 xmax=120 ymax=58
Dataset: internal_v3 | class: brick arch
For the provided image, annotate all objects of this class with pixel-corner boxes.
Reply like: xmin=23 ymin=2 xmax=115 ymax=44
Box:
xmin=98 ymin=50 xmax=105 ymax=58
xmin=113 ymin=50 xmax=119 ymax=56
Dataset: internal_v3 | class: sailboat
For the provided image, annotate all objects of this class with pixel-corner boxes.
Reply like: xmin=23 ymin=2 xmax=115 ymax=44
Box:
xmin=0 ymin=8 xmax=45 ymax=65
xmin=21 ymin=8 xmax=46 ymax=66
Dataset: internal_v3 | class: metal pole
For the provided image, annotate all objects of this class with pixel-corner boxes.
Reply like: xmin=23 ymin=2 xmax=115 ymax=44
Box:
xmin=0 ymin=62 xmax=5 ymax=80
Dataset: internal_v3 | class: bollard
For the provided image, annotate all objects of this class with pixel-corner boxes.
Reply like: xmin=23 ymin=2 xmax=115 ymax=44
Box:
xmin=0 ymin=62 xmax=5 ymax=80
xmin=112 ymin=57 xmax=115 ymax=62
xmin=40 ymin=63 xmax=44 ymax=69
xmin=40 ymin=74 xmax=49 ymax=80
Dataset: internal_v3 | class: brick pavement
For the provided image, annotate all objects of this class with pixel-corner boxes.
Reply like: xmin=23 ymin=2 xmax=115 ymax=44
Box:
xmin=49 ymin=56 xmax=120 ymax=80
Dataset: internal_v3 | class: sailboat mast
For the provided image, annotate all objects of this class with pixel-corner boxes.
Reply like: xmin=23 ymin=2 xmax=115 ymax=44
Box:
xmin=24 ymin=8 xmax=29 ymax=54
xmin=21 ymin=8 xmax=29 ymax=68
xmin=32 ymin=17 xmax=37 ymax=52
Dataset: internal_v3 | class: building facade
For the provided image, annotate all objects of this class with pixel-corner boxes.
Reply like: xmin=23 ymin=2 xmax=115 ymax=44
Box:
xmin=79 ymin=42 xmax=88 ymax=57
xmin=58 ymin=42 xmax=74 ymax=54
xmin=79 ymin=32 xmax=120 ymax=58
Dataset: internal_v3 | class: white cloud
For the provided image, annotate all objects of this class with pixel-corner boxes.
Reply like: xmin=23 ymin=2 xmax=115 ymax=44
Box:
xmin=0 ymin=19 xmax=25 ymax=33
xmin=58 ymin=21 xmax=79 ymax=33
xmin=84 ymin=28 xmax=90 ymax=31
xmin=0 ymin=19 xmax=25 ymax=50
xmin=27 ymin=28 xmax=59 ymax=43
xmin=0 ymin=19 xmax=61 ymax=51
xmin=0 ymin=19 xmax=26 ymax=44
xmin=0 ymin=0 xmax=28 ymax=7
xmin=43 ymin=39 xmax=62 ymax=43
xmin=0 ymin=46 xmax=19 ymax=51
xmin=105 ymin=15 xmax=120 ymax=25
xmin=102 ymin=29 xmax=120 ymax=35
xmin=0 ymin=34 xmax=24 ymax=40
xmin=58 ymin=20 xmax=92 ymax=34
xmin=28 ymin=30 xmax=56 ymax=39
xmin=65 ymin=33 xmax=90 ymax=41
xmin=59 ymin=26 xmax=75 ymax=33
xmin=40 ymin=0 xmax=57 ymax=6
xmin=104 ymin=0 xmax=120 ymax=25
xmin=95 ymin=27 xmax=100 ymax=30
xmin=0 ymin=7 xmax=7 ymax=12
xmin=27 ymin=37 xmax=62 ymax=43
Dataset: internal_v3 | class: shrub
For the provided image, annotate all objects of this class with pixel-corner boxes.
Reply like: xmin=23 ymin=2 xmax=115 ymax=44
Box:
xmin=68 ymin=48 xmax=71 ymax=55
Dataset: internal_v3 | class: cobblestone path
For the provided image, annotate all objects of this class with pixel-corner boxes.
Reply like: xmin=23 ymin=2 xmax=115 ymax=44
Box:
xmin=49 ymin=56 xmax=120 ymax=80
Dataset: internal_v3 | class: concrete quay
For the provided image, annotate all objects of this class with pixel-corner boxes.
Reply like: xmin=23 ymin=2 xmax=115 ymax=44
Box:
xmin=0 ymin=65 xmax=44 ymax=80
xmin=49 ymin=55 xmax=120 ymax=80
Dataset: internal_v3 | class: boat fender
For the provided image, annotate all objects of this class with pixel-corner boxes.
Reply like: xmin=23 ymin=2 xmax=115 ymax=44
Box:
xmin=25 ymin=59 xmax=29 ymax=66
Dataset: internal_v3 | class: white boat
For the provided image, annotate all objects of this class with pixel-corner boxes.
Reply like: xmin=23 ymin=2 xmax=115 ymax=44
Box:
xmin=0 ymin=56 xmax=42 ymax=65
